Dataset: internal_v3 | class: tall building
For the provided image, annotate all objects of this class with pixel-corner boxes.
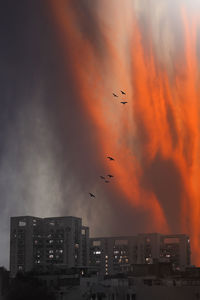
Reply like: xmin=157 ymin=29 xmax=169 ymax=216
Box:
xmin=10 ymin=216 xmax=89 ymax=277
xmin=89 ymin=233 xmax=191 ymax=275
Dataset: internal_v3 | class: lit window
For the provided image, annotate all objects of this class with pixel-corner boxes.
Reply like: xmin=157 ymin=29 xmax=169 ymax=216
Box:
xmin=49 ymin=255 xmax=54 ymax=259
xmin=105 ymin=255 xmax=108 ymax=259
xmin=18 ymin=266 xmax=23 ymax=270
xmin=49 ymin=240 xmax=53 ymax=244
xmin=49 ymin=250 xmax=54 ymax=254
xmin=75 ymin=244 xmax=79 ymax=248
xmin=49 ymin=221 xmax=55 ymax=226
xmin=19 ymin=221 xmax=26 ymax=227
xmin=82 ymin=229 xmax=86 ymax=235
xmin=59 ymin=250 xmax=63 ymax=254
xmin=95 ymin=251 xmax=101 ymax=255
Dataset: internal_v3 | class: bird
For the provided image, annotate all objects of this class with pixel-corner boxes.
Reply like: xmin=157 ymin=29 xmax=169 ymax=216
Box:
xmin=120 ymin=101 xmax=128 ymax=105
xmin=121 ymin=90 xmax=126 ymax=95
xmin=113 ymin=93 xmax=118 ymax=97
xmin=107 ymin=156 xmax=115 ymax=161
xmin=105 ymin=180 xmax=110 ymax=183
xmin=89 ymin=193 xmax=95 ymax=198
xmin=107 ymin=174 xmax=114 ymax=178
xmin=100 ymin=176 xmax=105 ymax=180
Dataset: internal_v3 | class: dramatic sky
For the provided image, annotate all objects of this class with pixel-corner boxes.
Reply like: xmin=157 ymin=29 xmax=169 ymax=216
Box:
xmin=1 ymin=0 xmax=200 ymax=267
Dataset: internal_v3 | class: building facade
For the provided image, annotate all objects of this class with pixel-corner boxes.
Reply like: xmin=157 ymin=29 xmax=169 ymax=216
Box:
xmin=10 ymin=216 xmax=89 ymax=277
xmin=90 ymin=236 xmax=138 ymax=275
xmin=90 ymin=233 xmax=191 ymax=275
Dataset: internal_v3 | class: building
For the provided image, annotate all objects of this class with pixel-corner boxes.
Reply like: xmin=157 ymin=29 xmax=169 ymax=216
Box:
xmin=137 ymin=233 xmax=191 ymax=270
xmin=90 ymin=233 xmax=191 ymax=275
xmin=90 ymin=236 xmax=138 ymax=275
xmin=10 ymin=216 xmax=89 ymax=277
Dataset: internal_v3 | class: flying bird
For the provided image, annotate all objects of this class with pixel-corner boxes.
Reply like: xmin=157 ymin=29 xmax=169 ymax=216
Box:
xmin=105 ymin=180 xmax=110 ymax=183
xmin=100 ymin=176 xmax=105 ymax=180
xmin=89 ymin=193 xmax=95 ymax=198
xmin=121 ymin=90 xmax=126 ymax=95
xmin=121 ymin=101 xmax=128 ymax=105
xmin=113 ymin=93 xmax=118 ymax=97
xmin=107 ymin=174 xmax=114 ymax=178
xmin=107 ymin=156 xmax=115 ymax=161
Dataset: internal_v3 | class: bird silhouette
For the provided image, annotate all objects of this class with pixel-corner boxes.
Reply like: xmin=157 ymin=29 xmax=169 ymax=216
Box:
xmin=107 ymin=156 xmax=115 ymax=161
xmin=100 ymin=176 xmax=105 ymax=180
xmin=113 ymin=93 xmax=118 ymax=97
xmin=121 ymin=90 xmax=126 ymax=95
xmin=121 ymin=101 xmax=128 ymax=105
xmin=89 ymin=193 xmax=95 ymax=198
xmin=107 ymin=174 xmax=114 ymax=178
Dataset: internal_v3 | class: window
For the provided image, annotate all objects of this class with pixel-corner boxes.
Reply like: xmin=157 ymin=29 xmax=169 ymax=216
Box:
xmin=93 ymin=240 xmax=101 ymax=246
xmin=115 ymin=239 xmax=128 ymax=246
xmin=19 ymin=221 xmax=26 ymax=227
xmin=164 ymin=238 xmax=179 ymax=244
xmin=82 ymin=229 xmax=86 ymax=235
xmin=49 ymin=221 xmax=55 ymax=226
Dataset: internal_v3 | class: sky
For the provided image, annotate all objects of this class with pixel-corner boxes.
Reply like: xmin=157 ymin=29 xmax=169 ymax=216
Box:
xmin=0 ymin=0 xmax=200 ymax=267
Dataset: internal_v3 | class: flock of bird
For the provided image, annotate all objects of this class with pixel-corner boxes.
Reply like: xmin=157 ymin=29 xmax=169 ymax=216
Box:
xmin=113 ymin=90 xmax=128 ymax=105
xmin=89 ymin=90 xmax=127 ymax=198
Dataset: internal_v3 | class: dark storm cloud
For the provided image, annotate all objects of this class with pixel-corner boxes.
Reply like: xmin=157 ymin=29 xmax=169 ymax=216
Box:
xmin=0 ymin=0 xmax=67 ymax=266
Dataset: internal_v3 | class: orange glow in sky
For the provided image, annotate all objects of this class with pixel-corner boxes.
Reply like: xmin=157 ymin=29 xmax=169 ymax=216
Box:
xmin=49 ymin=1 xmax=200 ymax=265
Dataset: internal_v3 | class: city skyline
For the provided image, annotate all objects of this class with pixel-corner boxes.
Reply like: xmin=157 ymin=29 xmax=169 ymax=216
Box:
xmin=9 ymin=215 xmax=191 ymax=277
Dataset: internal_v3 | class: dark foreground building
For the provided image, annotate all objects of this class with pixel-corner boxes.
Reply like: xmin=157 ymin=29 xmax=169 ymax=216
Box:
xmin=10 ymin=216 xmax=89 ymax=277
